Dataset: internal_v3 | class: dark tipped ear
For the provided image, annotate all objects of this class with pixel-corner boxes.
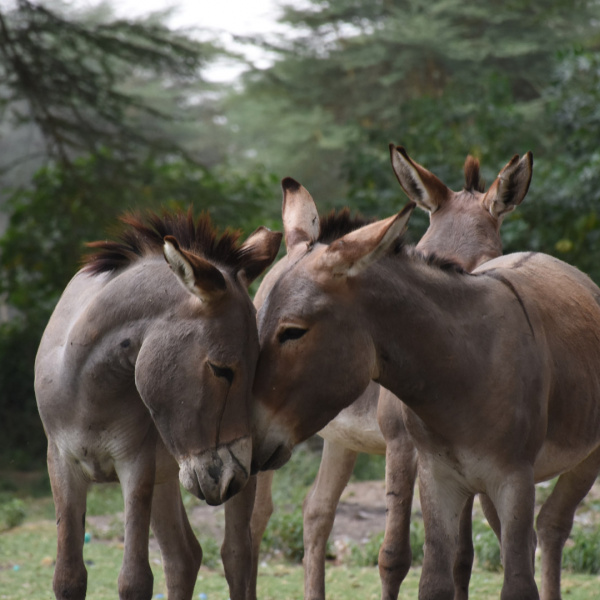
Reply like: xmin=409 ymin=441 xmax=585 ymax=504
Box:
xmin=483 ymin=152 xmax=533 ymax=220
xmin=281 ymin=177 xmax=320 ymax=254
xmin=238 ymin=227 xmax=283 ymax=287
xmin=389 ymin=144 xmax=450 ymax=212
xmin=317 ymin=202 xmax=415 ymax=278
xmin=163 ymin=235 xmax=226 ymax=302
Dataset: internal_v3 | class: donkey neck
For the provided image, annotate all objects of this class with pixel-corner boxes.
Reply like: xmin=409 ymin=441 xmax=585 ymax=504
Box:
xmin=359 ymin=252 xmax=497 ymax=412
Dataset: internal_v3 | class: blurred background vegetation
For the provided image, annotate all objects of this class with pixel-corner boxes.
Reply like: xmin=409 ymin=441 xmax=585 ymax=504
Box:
xmin=1 ymin=0 xmax=600 ymax=468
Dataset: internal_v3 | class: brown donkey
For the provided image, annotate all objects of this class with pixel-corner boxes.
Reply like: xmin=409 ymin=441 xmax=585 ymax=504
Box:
xmin=34 ymin=210 xmax=281 ymax=600
xmin=222 ymin=146 xmax=533 ymax=600
xmin=251 ymin=182 xmax=600 ymax=600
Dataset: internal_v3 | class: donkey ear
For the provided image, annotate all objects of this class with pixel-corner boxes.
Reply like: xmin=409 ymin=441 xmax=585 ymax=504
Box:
xmin=318 ymin=202 xmax=416 ymax=278
xmin=483 ymin=152 xmax=533 ymax=220
xmin=163 ymin=235 xmax=226 ymax=302
xmin=281 ymin=177 xmax=320 ymax=254
xmin=389 ymin=145 xmax=450 ymax=213
xmin=237 ymin=226 xmax=283 ymax=287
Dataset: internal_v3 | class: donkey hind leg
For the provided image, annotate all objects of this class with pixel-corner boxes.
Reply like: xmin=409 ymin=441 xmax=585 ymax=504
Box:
xmin=490 ymin=469 xmax=539 ymax=600
xmin=150 ymin=478 xmax=202 ymax=600
xmin=48 ymin=441 xmax=89 ymax=600
xmin=222 ymin=474 xmax=259 ymax=600
xmin=115 ymin=433 xmax=157 ymax=600
xmin=417 ymin=463 xmax=470 ymax=600
xmin=451 ymin=495 xmax=475 ymax=600
xmin=378 ymin=433 xmax=417 ymax=600
xmin=536 ymin=447 xmax=600 ymax=600
xmin=303 ymin=440 xmax=358 ymax=600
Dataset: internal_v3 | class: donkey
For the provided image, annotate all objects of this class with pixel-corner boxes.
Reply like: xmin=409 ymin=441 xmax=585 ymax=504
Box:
xmin=221 ymin=146 xmax=533 ymax=600
xmin=34 ymin=210 xmax=281 ymax=600
xmin=251 ymin=182 xmax=600 ymax=600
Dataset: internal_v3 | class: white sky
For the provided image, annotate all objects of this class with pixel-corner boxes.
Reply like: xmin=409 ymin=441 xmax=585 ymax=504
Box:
xmin=109 ymin=0 xmax=288 ymax=80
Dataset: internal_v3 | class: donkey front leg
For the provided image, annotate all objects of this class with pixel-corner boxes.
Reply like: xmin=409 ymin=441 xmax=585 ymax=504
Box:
xmin=378 ymin=428 xmax=417 ymax=600
xmin=490 ymin=469 xmax=539 ymax=600
xmin=223 ymin=474 xmax=258 ymax=600
xmin=303 ymin=440 xmax=358 ymax=600
xmin=536 ymin=447 xmax=600 ymax=600
xmin=417 ymin=460 xmax=469 ymax=600
xmin=116 ymin=431 xmax=157 ymax=600
xmin=47 ymin=441 xmax=89 ymax=600
xmin=151 ymin=477 xmax=202 ymax=600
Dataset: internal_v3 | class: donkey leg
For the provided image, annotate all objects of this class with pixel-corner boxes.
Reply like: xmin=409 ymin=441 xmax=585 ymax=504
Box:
xmin=491 ymin=469 xmax=539 ymax=600
xmin=48 ymin=441 xmax=89 ymax=600
xmin=303 ymin=440 xmax=358 ymax=600
xmin=417 ymin=460 xmax=468 ymax=600
xmin=536 ymin=447 xmax=600 ymax=600
xmin=222 ymin=474 xmax=258 ymax=600
xmin=452 ymin=495 xmax=474 ymax=600
xmin=116 ymin=432 xmax=157 ymax=600
xmin=151 ymin=478 xmax=202 ymax=600
xmin=378 ymin=433 xmax=417 ymax=600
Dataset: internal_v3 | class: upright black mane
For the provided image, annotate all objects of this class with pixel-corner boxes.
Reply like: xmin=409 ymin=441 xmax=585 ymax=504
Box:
xmin=82 ymin=209 xmax=252 ymax=276
xmin=317 ymin=208 xmax=374 ymax=244
xmin=463 ymin=156 xmax=485 ymax=193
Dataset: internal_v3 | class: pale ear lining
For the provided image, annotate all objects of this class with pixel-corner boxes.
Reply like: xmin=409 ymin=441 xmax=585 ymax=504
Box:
xmin=163 ymin=235 xmax=226 ymax=303
xmin=282 ymin=177 xmax=320 ymax=253
xmin=319 ymin=202 xmax=416 ymax=278
xmin=484 ymin=152 xmax=533 ymax=219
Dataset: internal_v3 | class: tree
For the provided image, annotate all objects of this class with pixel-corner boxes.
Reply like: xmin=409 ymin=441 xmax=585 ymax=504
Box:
xmin=0 ymin=0 xmax=219 ymax=169
xmin=224 ymin=0 xmax=599 ymax=219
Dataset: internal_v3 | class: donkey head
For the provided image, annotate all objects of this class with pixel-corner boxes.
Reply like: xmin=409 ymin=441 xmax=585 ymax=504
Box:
xmin=252 ymin=180 xmax=413 ymax=470
xmin=134 ymin=225 xmax=281 ymax=504
xmin=390 ymin=145 xmax=533 ymax=270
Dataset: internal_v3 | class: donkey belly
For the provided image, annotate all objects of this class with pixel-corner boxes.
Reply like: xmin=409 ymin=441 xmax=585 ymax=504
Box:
xmin=317 ymin=382 xmax=385 ymax=454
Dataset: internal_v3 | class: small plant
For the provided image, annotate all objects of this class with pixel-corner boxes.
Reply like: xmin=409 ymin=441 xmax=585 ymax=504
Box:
xmin=0 ymin=494 xmax=27 ymax=531
xmin=262 ymin=507 xmax=305 ymax=563
xmin=563 ymin=525 xmax=600 ymax=574
xmin=473 ymin=520 xmax=502 ymax=572
xmin=410 ymin=519 xmax=425 ymax=565
xmin=348 ymin=531 xmax=384 ymax=567
xmin=199 ymin=536 xmax=221 ymax=569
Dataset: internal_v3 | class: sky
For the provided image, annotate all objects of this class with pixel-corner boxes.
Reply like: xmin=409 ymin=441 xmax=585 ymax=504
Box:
xmin=108 ymin=0 xmax=289 ymax=80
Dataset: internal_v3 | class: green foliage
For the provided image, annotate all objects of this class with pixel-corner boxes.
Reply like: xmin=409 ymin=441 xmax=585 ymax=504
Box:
xmin=352 ymin=454 xmax=385 ymax=482
xmin=473 ymin=519 xmax=502 ymax=572
xmin=347 ymin=520 xmax=424 ymax=568
xmin=198 ymin=536 xmax=222 ymax=569
xmin=563 ymin=525 xmax=600 ymax=574
xmin=262 ymin=506 xmax=306 ymax=563
xmin=0 ymin=494 xmax=27 ymax=531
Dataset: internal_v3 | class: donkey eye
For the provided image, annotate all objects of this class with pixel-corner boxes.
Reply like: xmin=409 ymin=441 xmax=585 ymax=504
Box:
xmin=278 ymin=327 xmax=308 ymax=344
xmin=208 ymin=362 xmax=234 ymax=385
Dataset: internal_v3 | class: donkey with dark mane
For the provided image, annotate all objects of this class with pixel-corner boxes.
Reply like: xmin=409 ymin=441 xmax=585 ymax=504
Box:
xmin=35 ymin=210 xmax=281 ymax=600
xmin=251 ymin=181 xmax=600 ymax=600
xmin=222 ymin=146 xmax=532 ymax=600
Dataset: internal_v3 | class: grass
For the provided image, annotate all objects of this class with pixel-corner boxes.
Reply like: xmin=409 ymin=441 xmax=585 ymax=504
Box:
xmin=1 ymin=455 xmax=600 ymax=599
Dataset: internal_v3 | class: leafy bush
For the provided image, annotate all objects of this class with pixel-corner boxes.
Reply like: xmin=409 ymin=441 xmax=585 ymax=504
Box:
xmin=0 ymin=494 xmax=27 ymax=531
xmin=199 ymin=536 xmax=221 ymax=569
xmin=352 ymin=454 xmax=385 ymax=482
xmin=348 ymin=519 xmax=424 ymax=568
xmin=473 ymin=520 xmax=502 ymax=572
xmin=262 ymin=506 xmax=305 ymax=563
xmin=563 ymin=525 xmax=600 ymax=574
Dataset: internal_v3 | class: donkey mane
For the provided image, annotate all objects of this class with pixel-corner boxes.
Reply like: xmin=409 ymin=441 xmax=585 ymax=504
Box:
xmin=82 ymin=209 xmax=252 ymax=276
xmin=406 ymin=245 xmax=467 ymax=274
xmin=463 ymin=156 xmax=485 ymax=193
xmin=318 ymin=208 xmax=375 ymax=244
